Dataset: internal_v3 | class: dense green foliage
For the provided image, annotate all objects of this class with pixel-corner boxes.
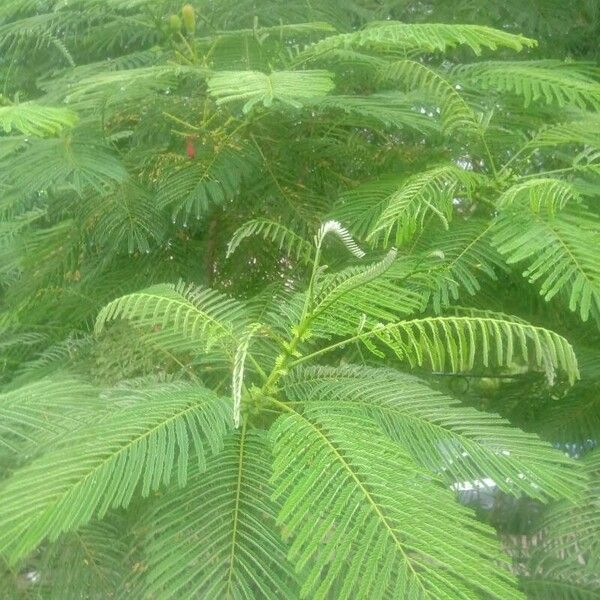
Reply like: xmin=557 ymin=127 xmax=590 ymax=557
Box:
xmin=1 ymin=1 xmax=599 ymax=598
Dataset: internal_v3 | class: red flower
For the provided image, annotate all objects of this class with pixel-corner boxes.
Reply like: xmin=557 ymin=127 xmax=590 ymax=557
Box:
xmin=186 ymin=137 xmax=196 ymax=159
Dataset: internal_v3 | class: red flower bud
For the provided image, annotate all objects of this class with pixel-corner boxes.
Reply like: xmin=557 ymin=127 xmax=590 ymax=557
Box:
xmin=186 ymin=137 xmax=196 ymax=159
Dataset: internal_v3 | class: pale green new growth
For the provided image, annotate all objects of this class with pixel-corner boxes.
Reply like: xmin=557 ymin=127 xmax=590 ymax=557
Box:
xmin=307 ymin=22 xmax=536 ymax=56
xmin=207 ymin=70 xmax=335 ymax=112
xmin=0 ymin=103 xmax=78 ymax=136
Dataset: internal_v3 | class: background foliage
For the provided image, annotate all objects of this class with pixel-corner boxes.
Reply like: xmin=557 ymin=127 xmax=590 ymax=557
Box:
xmin=0 ymin=1 xmax=599 ymax=598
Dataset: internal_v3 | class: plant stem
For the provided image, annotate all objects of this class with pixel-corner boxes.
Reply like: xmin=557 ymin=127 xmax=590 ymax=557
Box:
xmin=480 ymin=131 xmax=499 ymax=178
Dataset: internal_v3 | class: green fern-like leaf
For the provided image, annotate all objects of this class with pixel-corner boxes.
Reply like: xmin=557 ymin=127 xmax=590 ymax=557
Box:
xmin=413 ymin=219 xmax=506 ymax=312
xmin=232 ymin=324 xmax=262 ymax=427
xmin=284 ymin=365 xmax=584 ymax=501
xmin=0 ymin=376 xmax=100 ymax=454
xmin=200 ymin=21 xmax=337 ymax=70
xmin=138 ymin=429 xmax=298 ymax=599
xmin=314 ymin=92 xmax=441 ymax=133
xmin=0 ymin=102 xmax=78 ymax=136
xmin=0 ymin=382 xmax=230 ymax=562
xmin=287 ymin=259 xmax=432 ymax=340
xmin=367 ymin=165 xmax=479 ymax=245
xmin=58 ymin=64 xmax=206 ymax=111
xmin=84 ymin=181 xmax=167 ymax=255
xmin=38 ymin=518 xmax=130 ymax=600
xmin=492 ymin=208 xmax=600 ymax=323
xmin=497 ymin=178 xmax=582 ymax=214
xmin=350 ymin=314 xmax=579 ymax=384
xmin=156 ymin=146 xmax=256 ymax=223
xmin=313 ymin=249 xmax=398 ymax=318
xmin=382 ymin=60 xmax=478 ymax=133
xmin=453 ymin=61 xmax=600 ymax=109
xmin=227 ymin=218 xmax=315 ymax=265
xmin=523 ymin=449 xmax=600 ymax=599
xmin=0 ymin=137 xmax=127 ymax=194
xmin=526 ymin=114 xmax=600 ymax=150
xmin=521 ymin=577 xmax=600 ymax=600
xmin=536 ymin=345 xmax=600 ymax=443
xmin=271 ymin=408 xmax=523 ymax=599
xmin=207 ymin=70 xmax=335 ymax=113
xmin=315 ymin=219 xmax=366 ymax=258
xmin=308 ymin=22 xmax=536 ymax=56
xmin=0 ymin=11 xmax=74 ymax=64
xmin=95 ymin=282 xmax=248 ymax=356
xmin=331 ymin=175 xmax=400 ymax=241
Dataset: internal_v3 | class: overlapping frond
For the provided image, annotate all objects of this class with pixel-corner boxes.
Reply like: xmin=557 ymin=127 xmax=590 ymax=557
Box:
xmin=315 ymin=220 xmax=365 ymax=258
xmin=57 ymin=64 xmax=201 ymax=110
xmin=198 ymin=21 xmax=336 ymax=70
xmin=331 ymin=176 xmax=400 ymax=241
xmin=367 ymin=165 xmax=478 ymax=245
xmin=0 ymin=207 xmax=45 ymax=246
xmin=525 ymin=114 xmax=600 ymax=150
xmin=84 ymin=181 xmax=167 ymax=254
xmin=283 ymin=365 xmax=584 ymax=501
xmin=314 ymin=92 xmax=441 ymax=133
xmin=79 ymin=12 xmax=160 ymax=56
xmin=95 ymin=282 xmax=248 ymax=356
xmin=0 ymin=102 xmax=78 ymax=136
xmin=227 ymin=218 xmax=314 ymax=265
xmin=156 ymin=146 xmax=257 ymax=223
xmin=358 ymin=314 xmax=579 ymax=383
xmin=8 ymin=333 xmax=92 ymax=388
xmin=0 ymin=11 xmax=74 ymax=61
xmin=307 ymin=22 xmax=536 ymax=56
xmin=382 ymin=60 xmax=477 ymax=133
xmin=537 ymin=345 xmax=600 ymax=443
xmin=492 ymin=208 xmax=600 ymax=323
xmin=271 ymin=409 xmax=523 ymax=599
xmin=0 ymin=137 xmax=127 ymax=194
xmin=138 ymin=429 xmax=298 ymax=599
xmin=0 ymin=330 xmax=46 ymax=373
xmin=40 ymin=47 xmax=168 ymax=89
xmin=38 ymin=518 xmax=130 ymax=600
xmin=521 ymin=577 xmax=600 ymax=600
xmin=0 ymin=383 xmax=230 ymax=562
xmin=232 ymin=324 xmax=262 ymax=428
xmin=313 ymin=249 xmax=397 ymax=317
xmin=413 ymin=219 xmax=506 ymax=312
xmin=3 ymin=219 xmax=80 ymax=298
xmin=497 ymin=178 xmax=582 ymax=214
xmin=0 ymin=377 xmax=100 ymax=454
xmin=207 ymin=70 xmax=335 ymax=113
xmin=294 ymin=259 xmax=433 ymax=338
xmin=453 ymin=61 xmax=600 ymax=109
xmin=523 ymin=449 xmax=600 ymax=599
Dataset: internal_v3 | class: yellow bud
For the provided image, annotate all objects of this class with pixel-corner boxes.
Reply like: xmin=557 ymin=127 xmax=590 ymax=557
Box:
xmin=168 ymin=14 xmax=182 ymax=33
xmin=181 ymin=4 xmax=196 ymax=35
